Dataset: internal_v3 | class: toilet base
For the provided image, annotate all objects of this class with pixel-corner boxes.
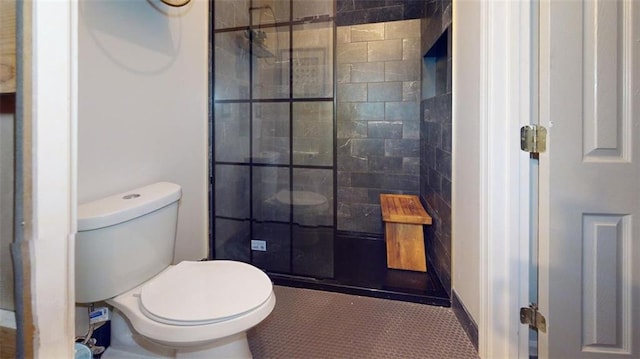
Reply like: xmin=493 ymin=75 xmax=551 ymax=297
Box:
xmin=175 ymin=332 xmax=251 ymax=358
xmin=102 ymin=309 xmax=252 ymax=359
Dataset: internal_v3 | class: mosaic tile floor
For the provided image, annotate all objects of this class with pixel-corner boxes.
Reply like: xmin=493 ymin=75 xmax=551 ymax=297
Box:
xmin=248 ymin=286 xmax=479 ymax=359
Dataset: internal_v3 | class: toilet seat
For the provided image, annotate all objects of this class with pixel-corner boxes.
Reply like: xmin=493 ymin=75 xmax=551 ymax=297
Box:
xmin=139 ymin=260 xmax=272 ymax=326
xmin=106 ymin=261 xmax=276 ymax=347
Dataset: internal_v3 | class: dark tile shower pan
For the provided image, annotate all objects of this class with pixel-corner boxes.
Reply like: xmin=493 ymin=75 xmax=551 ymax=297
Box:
xmin=269 ymin=232 xmax=450 ymax=306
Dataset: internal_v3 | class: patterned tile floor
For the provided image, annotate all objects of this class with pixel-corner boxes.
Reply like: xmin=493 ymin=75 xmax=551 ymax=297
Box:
xmin=248 ymin=286 xmax=479 ymax=359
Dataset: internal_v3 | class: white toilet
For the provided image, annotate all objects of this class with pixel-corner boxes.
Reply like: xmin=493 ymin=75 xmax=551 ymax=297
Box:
xmin=75 ymin=182 xmax=275 ymax=358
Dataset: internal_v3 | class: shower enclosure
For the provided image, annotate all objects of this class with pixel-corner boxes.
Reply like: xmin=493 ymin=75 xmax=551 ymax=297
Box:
xmin=212 ymin=0 xmax=335 ymax=278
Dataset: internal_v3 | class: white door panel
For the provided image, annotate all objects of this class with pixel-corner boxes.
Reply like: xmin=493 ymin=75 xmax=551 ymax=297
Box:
xmin=539 ymin=0 xmax=640 ymax=358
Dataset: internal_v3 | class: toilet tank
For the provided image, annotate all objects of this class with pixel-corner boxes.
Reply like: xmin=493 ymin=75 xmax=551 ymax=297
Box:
xmin=75 ymin=182 xmax=182 ymax=303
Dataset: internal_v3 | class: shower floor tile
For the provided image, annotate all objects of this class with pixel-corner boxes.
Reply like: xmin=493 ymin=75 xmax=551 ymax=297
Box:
xmin=270 ymin=234 xmax=449 ymax=306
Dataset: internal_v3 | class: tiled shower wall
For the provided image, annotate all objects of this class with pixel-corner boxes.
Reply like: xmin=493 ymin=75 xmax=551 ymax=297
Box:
xmin=336 ymin=0 xmax=426 ymax=26
xmin=212 ymin=1 xmax=455 ymax=296
xmin=336 ymin=20 xmax=422 ymax=234
xmin=420 ymin=0 xmax=452 ymax=295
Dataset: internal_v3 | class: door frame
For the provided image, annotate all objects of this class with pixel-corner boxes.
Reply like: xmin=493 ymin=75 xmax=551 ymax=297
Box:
xmin=477 ymin=0 xmax=534 ymax=357
xmin=22 ymin=1 xmax=78 ymax=356
xmin=29 ymin=0 xmax=538 ymax=356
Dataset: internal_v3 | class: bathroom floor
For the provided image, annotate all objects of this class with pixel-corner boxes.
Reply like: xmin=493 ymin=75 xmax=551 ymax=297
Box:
xmin=247 ymin=286 xmax=479 ymax=359
xmin=270 ymin=235 xmax=449 ymax=306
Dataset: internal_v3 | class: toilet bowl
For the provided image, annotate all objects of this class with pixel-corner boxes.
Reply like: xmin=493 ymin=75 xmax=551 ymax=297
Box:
xmin=103 ymin=261 xmax=275 ymax=358
xmin=76 ymin=182 xmax=275 ymax=358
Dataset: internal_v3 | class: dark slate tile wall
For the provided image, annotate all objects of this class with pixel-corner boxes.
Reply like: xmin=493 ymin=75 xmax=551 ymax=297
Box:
xmin=420 ymin=0 xmax=452 ymax=296
xmin=421 ymin=92 xmax=452 ymax=294
xmin=421 ymin=0 xmax=452 ymax=54
xmin=337 ymin=20 xmax=422 ymax=234
xmin=336 ymin=0 xmax=427 ymax=26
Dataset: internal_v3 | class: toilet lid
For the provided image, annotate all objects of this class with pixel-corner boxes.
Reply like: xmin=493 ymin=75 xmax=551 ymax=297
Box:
xmin=139 ymin=261 xmax=272 ymax=326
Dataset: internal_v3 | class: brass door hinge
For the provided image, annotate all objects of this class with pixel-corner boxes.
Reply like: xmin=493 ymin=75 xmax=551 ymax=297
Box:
xmin=520 ymin=125 xmax=547 ymax=154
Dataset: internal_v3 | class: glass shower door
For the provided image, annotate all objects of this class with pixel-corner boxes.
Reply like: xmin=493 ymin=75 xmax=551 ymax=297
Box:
xmin=213 ymin=0 xmax=335 ymax=279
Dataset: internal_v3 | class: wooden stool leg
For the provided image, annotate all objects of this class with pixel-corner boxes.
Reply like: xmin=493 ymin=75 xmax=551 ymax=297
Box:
xmin=385 ymin=223 xmax=427 ymax=272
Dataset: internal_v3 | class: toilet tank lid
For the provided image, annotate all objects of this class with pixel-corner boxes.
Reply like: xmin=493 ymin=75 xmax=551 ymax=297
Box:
xmin=78 ymin=182 xmax=181 ymax=231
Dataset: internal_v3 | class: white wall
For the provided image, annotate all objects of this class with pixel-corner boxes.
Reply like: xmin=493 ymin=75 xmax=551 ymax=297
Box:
xmin=77 ymin=0 xmax=209 ymax=261
xmin=451 ymin=0 xmax=481 ymax=321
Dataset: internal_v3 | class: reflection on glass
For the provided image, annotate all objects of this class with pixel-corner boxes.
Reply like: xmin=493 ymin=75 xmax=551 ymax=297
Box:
xmin=250 ymin=0 xmax=291 ymax=25
xmin=215 ymin=103 xmax=250 ymax=163
xmin=292 ymin=226 xmax=333 ymax=278
xmin=253 ymin=166 xmax=290 ymax=222
xmin=293 ymin=0 xmax=333 ymax=21
xmin=252 ymin=103 xmax=290 ymax=164
xmin=252 ymin=222 xmax=291 ymax=273
xmin=292 ymin=168 xmax=333 ymax=226
xmin=215 ymin=165 xmax=250 ymax=219
xmin=215 ymin=31 xmax=250 ymax=100
xmin=253 ymin=26 xmax=290 ymax=99
xmin=293 ymin=102 xmax=333 ymax=166
xmin=292 ymin=22 xmax=334 ymax=98
xmin=215 ymin=219 xmax=250 ymax=262
xmin=214 ymin=0 xmax=250 ymax=29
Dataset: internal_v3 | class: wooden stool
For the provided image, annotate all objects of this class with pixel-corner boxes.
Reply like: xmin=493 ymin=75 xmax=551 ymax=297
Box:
xmin=380 ymin=194 xmax=432 ymax=272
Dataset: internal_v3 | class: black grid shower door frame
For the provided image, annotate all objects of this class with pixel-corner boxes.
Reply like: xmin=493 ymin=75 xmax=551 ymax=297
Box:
xmin=210 ymin=0 xmax=337 ymax=277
